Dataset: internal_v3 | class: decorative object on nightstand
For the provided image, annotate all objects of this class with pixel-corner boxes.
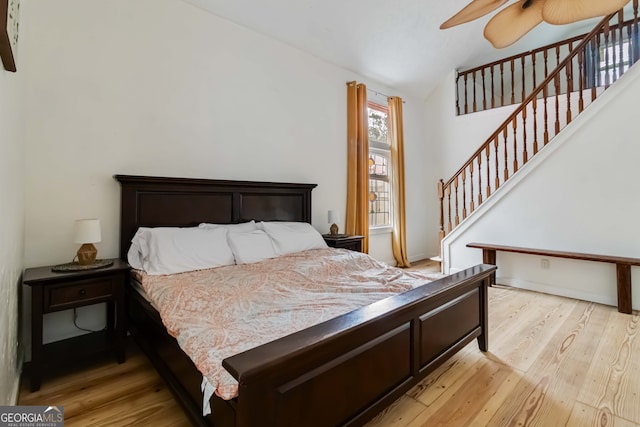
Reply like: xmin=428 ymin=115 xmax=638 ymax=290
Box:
xmin=23 ymin=259 xmax=129 ymax=391
xmin=323 ymin=234 xmax=364 ymax=253
xmin=52 ymin=219 xmax=113 ymax=272
xmin=328 ymin=210 xmax=340 ymax=235
xmin=74 ymin=218 xmax=101 ymax=264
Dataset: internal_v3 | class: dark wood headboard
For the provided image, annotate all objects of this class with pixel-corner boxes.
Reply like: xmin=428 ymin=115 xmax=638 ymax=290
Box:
xmin=114 ymin=175 xmax=317 ymax=261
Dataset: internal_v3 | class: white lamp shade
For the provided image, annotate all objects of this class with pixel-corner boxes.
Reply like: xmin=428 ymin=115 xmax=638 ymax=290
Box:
xmin=73 ymin=219 xmax=102 ymax=244
xmin=328 ymin=210 xmax=339 ymax=224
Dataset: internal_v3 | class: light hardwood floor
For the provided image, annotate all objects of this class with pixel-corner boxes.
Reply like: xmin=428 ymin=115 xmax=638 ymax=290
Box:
xmin=19 ymin=261 xmax=640 ymax=426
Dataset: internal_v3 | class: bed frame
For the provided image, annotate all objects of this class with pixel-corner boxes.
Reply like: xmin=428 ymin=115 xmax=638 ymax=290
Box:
xmin=115 ymin=174 xmax=496 ymax=427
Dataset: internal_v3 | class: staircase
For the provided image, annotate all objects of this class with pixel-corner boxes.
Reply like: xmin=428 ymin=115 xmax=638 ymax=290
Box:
xmin=438 ymin=2 xmax=640 ymax=242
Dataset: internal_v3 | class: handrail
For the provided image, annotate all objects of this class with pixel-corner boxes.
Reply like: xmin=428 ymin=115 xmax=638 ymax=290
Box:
xmin=459 ymin=35 xmax=583 ymax=77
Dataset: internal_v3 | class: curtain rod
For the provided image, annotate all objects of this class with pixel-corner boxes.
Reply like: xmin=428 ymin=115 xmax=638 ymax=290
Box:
xmin=366 ymin=87 xmax=406 ymax=104
xmin=347 ymin=81 xmax=406 ymax=103
xmin=367 ymin=88 xmax=393 ymax=99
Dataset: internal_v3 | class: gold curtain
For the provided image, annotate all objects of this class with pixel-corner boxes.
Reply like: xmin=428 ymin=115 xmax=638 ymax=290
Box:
xmin=388 ymin=96 xmax=411 ymax=267
xmin=345 ymin=81 xmax=369 ymax=253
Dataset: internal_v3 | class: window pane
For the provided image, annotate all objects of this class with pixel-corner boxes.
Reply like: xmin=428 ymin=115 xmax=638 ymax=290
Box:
xmin=368 ymin=107 xmax=389 ymax=145
xmin=369 ymin=178 xmax=390 ymax=227
xmin=598 ymin=40 xmax=631 ymax=85
xmin=369 ymin=153 xmax=388 ymax=177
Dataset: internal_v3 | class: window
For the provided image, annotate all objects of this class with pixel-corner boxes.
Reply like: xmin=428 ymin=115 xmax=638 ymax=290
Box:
xmin=584 ymin=37 xmax=633 ymax=87
xmin=598 ymin=39 xmax=631 ymax=85
xmin=367 ymin=102 xmax=391 ymax=229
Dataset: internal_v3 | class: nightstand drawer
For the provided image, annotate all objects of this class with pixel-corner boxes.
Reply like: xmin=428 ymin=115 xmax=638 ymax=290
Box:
xmin=331 ymin=239 xmax=362 ymax=252
xmin=323 ymin=235 xmax=364 ymax=253
xmin=44 ymin=278 xmax=114 ymax=312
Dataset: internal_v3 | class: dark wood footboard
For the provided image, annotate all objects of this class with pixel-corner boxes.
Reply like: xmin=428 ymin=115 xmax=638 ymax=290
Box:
xmin=223 ymin=264 xmax=496 ymax=427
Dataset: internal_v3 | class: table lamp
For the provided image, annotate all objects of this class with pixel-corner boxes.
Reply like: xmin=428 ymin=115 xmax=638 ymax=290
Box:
xmin=73 ymin=219 xmax=101 ymax=265
xmin=328 ymin=210 xmax=339 ymax=235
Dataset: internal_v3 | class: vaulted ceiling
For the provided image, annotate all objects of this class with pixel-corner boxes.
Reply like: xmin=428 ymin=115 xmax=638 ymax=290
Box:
xmin=181 ymin=0 xmax=600 ymax=100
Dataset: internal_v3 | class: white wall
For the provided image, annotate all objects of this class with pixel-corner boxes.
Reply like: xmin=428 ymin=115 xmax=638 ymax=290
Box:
xmin=440 ymin=63 xmax=640 ymax=311
xmin=0 ymin=48 xmax=25 ymax=402
xmin=20 ymin=0 xmax=435 ymax=347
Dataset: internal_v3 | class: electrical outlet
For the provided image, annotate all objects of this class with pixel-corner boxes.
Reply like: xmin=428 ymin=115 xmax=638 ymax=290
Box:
xmin=541 ymin=258 xmax=550 ymax=269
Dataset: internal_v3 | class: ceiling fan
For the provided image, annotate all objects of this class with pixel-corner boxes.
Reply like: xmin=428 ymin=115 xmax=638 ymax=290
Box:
xmin=440 ymin=0 xmax=631 ymax=48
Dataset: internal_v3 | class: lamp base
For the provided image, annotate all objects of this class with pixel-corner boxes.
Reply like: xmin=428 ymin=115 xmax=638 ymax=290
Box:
xmin=329 ymin=223 xmax=339 ymax=235
xmin=77 ymin=243 xmax=97 ymax=265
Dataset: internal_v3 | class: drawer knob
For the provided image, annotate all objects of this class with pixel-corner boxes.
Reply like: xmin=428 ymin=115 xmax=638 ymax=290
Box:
xmin=78 ymin=289 xmax=87 ymax=296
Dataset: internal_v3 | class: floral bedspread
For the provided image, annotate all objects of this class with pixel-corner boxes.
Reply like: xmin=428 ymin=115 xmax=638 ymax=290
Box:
xmin=136 ymin=248 xmax=441 ymax=400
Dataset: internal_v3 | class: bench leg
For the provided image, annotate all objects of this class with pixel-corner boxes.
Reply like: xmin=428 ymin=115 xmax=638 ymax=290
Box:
xmin=482 ymin=249 xmax=496 ymax=287
xmin=616 ymin=263 xmax=632 ymax=314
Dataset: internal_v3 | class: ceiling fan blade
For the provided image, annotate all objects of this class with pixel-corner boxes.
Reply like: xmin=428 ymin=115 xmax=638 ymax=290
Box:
xmin=440 ymin=0 xmax=510 ymax=29
xmin=484 ymin=0 xmax=544 ymax=48
xmin=542 ymin=0 xmax=631 ymax=24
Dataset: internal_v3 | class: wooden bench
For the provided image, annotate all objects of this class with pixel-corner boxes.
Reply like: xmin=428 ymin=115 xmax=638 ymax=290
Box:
xmin=466 ymin=243 xmax=640 ymax=314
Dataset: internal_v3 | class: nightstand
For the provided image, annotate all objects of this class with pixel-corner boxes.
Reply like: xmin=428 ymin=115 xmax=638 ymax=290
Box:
xmin=23 ymin=259 xmax=129 ymax=391
xmin=323 ymin=235 xmax=364 ymax=252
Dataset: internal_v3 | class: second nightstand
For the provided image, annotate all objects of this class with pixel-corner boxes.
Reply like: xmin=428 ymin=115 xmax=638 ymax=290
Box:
xmin=23 ymin=259 xmax=129 ymax=391
xmin=323 ymin=235 xmax=364 ymax=252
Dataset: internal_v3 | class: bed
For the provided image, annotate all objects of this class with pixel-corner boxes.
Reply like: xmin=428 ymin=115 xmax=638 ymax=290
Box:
xmin=115 ymin=174 xmax=496 ymax=427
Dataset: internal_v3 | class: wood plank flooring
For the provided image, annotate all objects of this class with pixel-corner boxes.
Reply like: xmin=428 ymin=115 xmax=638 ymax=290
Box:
xmin=367 ymin=286 xmax=640 ymax=427
xmin=19 ymin=260 xmax=640 ymax=426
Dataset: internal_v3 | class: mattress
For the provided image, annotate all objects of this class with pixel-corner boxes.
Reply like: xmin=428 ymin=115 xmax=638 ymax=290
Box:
xmin=135 ymin=248 xmax=443 ymax=403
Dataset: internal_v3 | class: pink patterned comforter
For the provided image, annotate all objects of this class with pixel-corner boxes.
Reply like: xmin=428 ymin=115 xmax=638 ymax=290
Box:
xmin=137 ymin=248 xmax=442 ymax=400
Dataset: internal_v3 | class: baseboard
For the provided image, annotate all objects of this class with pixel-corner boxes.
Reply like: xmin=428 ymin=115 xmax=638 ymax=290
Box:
xmin=9 ymin=346 xmax=23 ymax=405
xmin=408 ymin=252 xmax=429 ymax=264
xmin=496 ymin=276 xmax=617 ymax=308
xmin=379 ymin=252 xmax=430 ymax=267
xmin=10 ymin=377 xmax=20 ymax=405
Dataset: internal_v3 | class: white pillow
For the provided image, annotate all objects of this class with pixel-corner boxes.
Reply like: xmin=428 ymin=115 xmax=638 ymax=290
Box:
xmin=130 ymin=227 xmax=235 ymax=275
xmin=261 ymin=221 xmax=327 ymax=255
xmin=198 ymin=220 xmax=257 ymax=233
xmin=227 ymin=230 xmax=278 ymax=264
xmin=127 ymin=227 xmax=151 ymax=270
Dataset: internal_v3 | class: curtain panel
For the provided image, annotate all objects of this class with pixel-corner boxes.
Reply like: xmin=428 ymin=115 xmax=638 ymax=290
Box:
xmin=388 ymin=96 xmax=411 ymax=267
xmin=345 ymin=81 xmax=369 ymax=253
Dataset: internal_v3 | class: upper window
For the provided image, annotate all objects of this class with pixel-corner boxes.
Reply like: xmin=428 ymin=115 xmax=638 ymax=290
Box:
xmin=599 ymin=39 xmax=631 ymax=85
xmin=584 ymin=38 xmax=632 ymax=87
xmin=367 ymin=102 xmax=391 ymax=229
